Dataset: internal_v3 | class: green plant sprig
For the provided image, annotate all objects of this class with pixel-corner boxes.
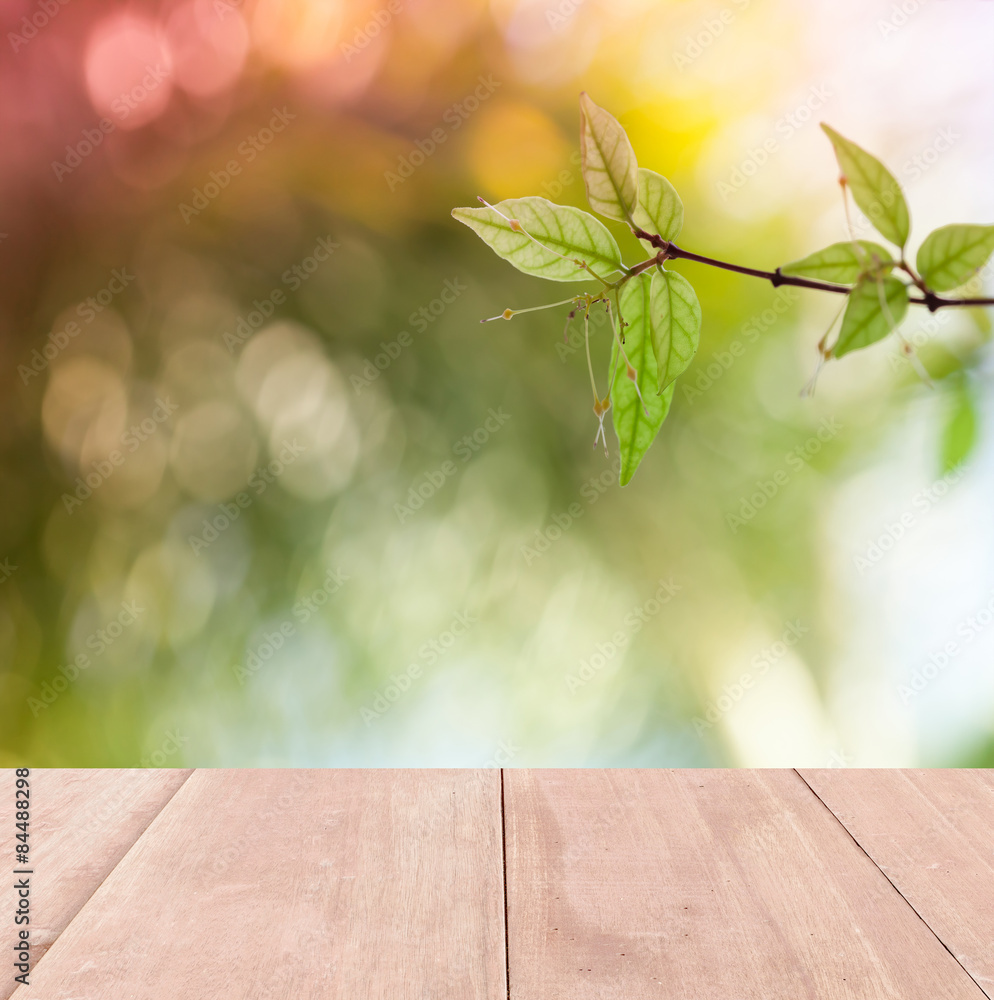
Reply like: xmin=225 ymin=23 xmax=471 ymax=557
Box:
xmin=453 ymin=93 xmax=994 ymax=485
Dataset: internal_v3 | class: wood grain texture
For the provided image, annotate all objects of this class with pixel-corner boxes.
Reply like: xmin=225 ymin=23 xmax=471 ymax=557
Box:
xmin=0 ymin=768 xmax=192 ymax=998
xmin=799 ymin=768 xmax=994 ymax=997
xmin=503 ymin=768 xmax=987 ymax=1000
xmin=12 ymin=769 xmax=505 ymax=1000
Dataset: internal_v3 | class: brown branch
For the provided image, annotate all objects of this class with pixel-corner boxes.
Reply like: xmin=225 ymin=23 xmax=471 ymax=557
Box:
xmin=628 ymin=228 xmax=994 ymax=312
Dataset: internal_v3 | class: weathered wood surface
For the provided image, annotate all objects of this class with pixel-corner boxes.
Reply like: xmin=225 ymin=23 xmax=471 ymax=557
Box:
xmin=0 ymin=768 xmax=192 ymax=998
xmin=503 ymin=768 xmax=987 ymax=1000
xmin=800 ymin=767 xmax=994 ymax=997
xmin=12 ymin=769 xmax=505 ymax=1000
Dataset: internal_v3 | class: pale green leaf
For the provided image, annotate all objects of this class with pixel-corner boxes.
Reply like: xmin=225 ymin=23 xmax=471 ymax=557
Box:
xmin=781 ymin=240 xmax=894 ymax=284
xmin=833 ymin=276 xmax=909 ymax=358
xmin=579 ymin=92 xmax=639 ymax=224
xmin=821 ymin=124 xmax=910 ymax=249
xmin=916 ymin=223 xmax=994 ymax=292
xmin=451 ymin=196 xmax=623 ymax=282
xmin=611 ymin=273 xmax=674 ymax=485
xmin=649 ymin=268 xmax=701 ymax=391
xmin=632 ymin=168 xmax=683 ymax=244
xmin=940 ymin=378 xmax=978 ymax=474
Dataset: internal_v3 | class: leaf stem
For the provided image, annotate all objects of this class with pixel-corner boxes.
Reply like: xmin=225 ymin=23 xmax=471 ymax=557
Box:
xmin=628 ymin=227 xmax=994 ymax=312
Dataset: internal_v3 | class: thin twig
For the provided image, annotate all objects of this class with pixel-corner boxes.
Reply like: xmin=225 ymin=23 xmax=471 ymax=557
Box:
xmin=628 ymin=227 xmax=994 ymax=312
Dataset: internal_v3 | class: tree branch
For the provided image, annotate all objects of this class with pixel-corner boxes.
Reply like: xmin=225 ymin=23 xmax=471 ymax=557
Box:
xmin=628 ymin=228 xmax=994 ymax=312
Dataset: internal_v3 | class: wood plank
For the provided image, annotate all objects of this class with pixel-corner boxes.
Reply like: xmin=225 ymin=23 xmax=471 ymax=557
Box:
xmin=1 ymin=768 xmax=192 ymax=998
xmin=799 ymin=768 xmax=994 ymax=997
xmin=12 ymin=769 xmax=505 ymax=1000
xmin=504 ymin=768 xmax=987 ymax=1000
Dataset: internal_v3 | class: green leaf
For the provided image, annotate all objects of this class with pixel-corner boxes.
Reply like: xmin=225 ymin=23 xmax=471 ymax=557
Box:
xmin=940 ymin=378 xmax=978 ymax=474
xmin=821 ymin=124 xmax=911 ymax=249
xmin=916 ymin=223 xmax=994 ymax=292
xmin=832 ymin=276 xmax=909 ymax=358
xmin=649 ymin=269 xmax=701 ymax=391
xmin=451 ymin=196 xmax=623 ymax=282
xmin=781 ymin=241 xmax=894 ymax=284
xmin=632 ymin=168 xmax=683 ymax=244
xmin=611 ymin=273 xmax=674 ymax=485
xmin=579 ymin=92 xmax=639 ymax=224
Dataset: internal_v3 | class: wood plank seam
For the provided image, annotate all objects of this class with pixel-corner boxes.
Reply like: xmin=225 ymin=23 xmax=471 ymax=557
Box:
xmin=500 ymin=768 xmax=511 ymax=1000
xmin=19 ymin=768 xmax=195 ymax=988
xmin=793 ymin=768 xmax=990 ymax=1000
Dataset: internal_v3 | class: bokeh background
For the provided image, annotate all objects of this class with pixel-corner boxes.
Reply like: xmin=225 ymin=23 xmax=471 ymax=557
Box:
xmin=1 ymin=0 xmax=993 ymax=766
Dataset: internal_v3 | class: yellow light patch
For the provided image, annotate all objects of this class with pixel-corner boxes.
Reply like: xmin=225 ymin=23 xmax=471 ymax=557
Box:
xmin=467 ymin=101 xmax=571 ymax=201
